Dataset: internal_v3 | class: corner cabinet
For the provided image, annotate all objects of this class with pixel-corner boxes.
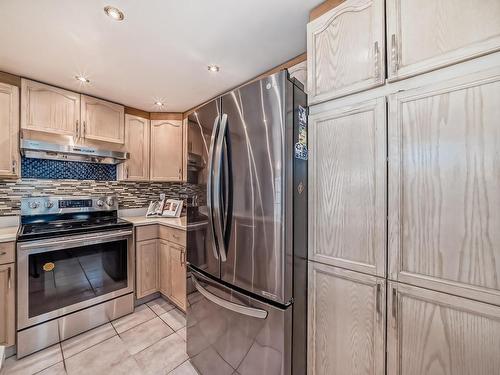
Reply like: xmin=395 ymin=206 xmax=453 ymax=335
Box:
xmin=119 ymin=114 xmax=150 ymax=181
xmin=21 ymin=79 xmax=80 ymax=136
xmin=386 ymin=0 xmax=500 ymax=80
xmin=308 ymin=97 xmax=386 ymax=277
xmin=307 ymin=0 xmax=385 ymax=104
xmin=308 ymin=262 xmax=385 ymax=375
xmin=80 ymin=95 xmax=125 ymax=144
xmin=0 ymin=83 xmax=19 ymax=178
xmin=150 ymin=120 xmax=183 ymax=181
xmin=387 ymin=282 xmax=500 ymax=375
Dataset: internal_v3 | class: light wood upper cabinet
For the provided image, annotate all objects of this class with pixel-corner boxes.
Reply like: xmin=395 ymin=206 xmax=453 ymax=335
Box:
xmin=387 ymin=282 xmax=500 ymax=375
xmin=386 ymin=0 xmax=500 ymax=80
xmin=308 ymin=262 xmax=385 ymax=375
xmin=0 ymin=83 xmax=19 ymax=178
xmin=0 ymin=263 xmax=15 ymax=347
xmin=21 ymin=79 xmax=80 ymax=136
xmin=159 ymin=239 xmax=171 ymax=297
xmin=307 ymin=0 xmax=385 ymax=105
xmin=169 ymin=243 xmax=186 ymax=311
xmin=150 ymin=120 xmax=183 ymax=181
xmin=80 ymin=95 xmax=125 ymax=144
xmin=309 ymin=97 xmax=386 ymax=277
xmin=388 ymin=68 xmax=500 ymax=306
xmin=136 ymin=239 xmax=159 ymax=299
xmin=120 ymin=114 xmax=150 ymax=181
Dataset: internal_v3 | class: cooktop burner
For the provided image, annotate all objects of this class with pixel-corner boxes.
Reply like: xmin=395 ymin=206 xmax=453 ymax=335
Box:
xmin=18 ymin=196 xmax=133 ymax=242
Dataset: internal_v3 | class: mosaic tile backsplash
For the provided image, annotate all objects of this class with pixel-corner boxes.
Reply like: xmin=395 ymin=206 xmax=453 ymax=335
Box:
xmin=0 ymin=179 xmax=206 ymax=216
xmin=21 ymin=157 xmax=117 ymax=180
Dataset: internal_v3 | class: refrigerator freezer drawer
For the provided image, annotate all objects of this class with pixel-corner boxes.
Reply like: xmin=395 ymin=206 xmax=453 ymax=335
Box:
xmin=187 ymin=268 xmax=292 ymax=375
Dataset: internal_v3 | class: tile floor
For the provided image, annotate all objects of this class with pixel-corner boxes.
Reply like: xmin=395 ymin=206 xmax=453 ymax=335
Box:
xmin=4 ymin=298 xmax=198 ymax=375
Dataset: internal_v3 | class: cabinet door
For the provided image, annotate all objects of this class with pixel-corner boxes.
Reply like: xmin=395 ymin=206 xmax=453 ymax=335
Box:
xmin=169 ymin=243 xmax=186 ymax=311
xmin=120 ymin=114 xmax=150 ymax=181
xmin=307 ymin=0 xmax=385 ymax=105
xmin=387 ymin=0 xmax=500 ymax=80
xmin=388 ymin=68 xmax=500 ymax=305
xmin=81 ymin=95 xmax=125 ymax=144
xmin=150 ymin=120 xmax=183 ymax=182
xmin=21 ymin=79 xmax=79 ymax=136
xmin=308 ymin=262 xmax=385 ymax=375
xmin=387 ymin=282 xmax=500 ymax=375
xmin=309 ymin=97 xmax=386 ymax=277
xmin=159 ymin=239 xmax=171 ymax=297
xmin=136 ymin=239 xmax=159 ymax=298
xmin=0 ymin=264 xmax=15 ymax=347
xmin=0 ymin=83 xmax=19 ymax=178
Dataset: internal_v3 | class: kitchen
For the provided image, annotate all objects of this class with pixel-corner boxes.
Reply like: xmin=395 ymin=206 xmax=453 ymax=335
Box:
xmin=1 ymin=0 xmax=500 ymax=374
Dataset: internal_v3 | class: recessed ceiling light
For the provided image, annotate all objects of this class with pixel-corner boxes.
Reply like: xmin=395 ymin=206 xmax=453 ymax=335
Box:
xmin=208 ymin=64 xmax=220 ymax=73
xmin=154 ymin=101 xmax=164 ymax=107
xmin=75 ymin=75 xmax=90 ymax=83
xmin=104 ymin=6 xmax=125 ymax=21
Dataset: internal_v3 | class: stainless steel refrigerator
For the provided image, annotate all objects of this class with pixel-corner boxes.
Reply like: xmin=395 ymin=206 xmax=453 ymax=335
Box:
xmin=186 ymin=70 xmax=307 ymax=375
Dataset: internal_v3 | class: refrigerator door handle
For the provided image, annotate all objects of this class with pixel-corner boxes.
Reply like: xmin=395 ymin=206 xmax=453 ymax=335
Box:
xmin=193 ymin=276 xmax=268 ymax=319
xmin=207 ymin=115 xmax=220 ymax=261
xmin=213 ymin=113 xmax=228 ymax=262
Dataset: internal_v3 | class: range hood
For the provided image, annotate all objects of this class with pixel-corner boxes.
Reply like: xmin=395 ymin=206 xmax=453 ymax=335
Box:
xmin=21 ymin=140 xmax=129 ymax=164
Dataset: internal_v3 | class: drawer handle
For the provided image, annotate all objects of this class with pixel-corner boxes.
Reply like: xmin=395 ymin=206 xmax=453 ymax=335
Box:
xmin=0 ymin=251 xmax=7 ymax=256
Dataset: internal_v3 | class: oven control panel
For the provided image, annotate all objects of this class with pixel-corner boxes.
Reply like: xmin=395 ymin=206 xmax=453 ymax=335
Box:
xmin=21 ymin=196 xmax=119 ymax=215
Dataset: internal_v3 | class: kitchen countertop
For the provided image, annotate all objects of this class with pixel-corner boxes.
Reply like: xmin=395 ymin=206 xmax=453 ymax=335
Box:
xmin=0 ymin=226 xmax=18 ymax=243
xmin=122 ymin=215 xmax=188 ymax=230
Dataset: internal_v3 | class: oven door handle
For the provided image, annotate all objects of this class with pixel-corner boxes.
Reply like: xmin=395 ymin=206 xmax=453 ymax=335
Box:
xmin=18 ymin=230 xmax=133 ymax=250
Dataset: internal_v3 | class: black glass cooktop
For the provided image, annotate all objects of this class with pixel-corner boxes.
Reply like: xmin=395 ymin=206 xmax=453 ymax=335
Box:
xmin=18 ymin=213 xmax=133 ymax=242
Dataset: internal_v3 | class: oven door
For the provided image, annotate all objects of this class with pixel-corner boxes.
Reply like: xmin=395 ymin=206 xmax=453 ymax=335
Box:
xmin=17 ymin=229 xmax=134 ymax=330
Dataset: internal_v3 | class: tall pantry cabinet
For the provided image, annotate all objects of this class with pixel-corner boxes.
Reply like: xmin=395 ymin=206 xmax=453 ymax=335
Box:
xmin=307 ymin=0 xmax=500 ymax=374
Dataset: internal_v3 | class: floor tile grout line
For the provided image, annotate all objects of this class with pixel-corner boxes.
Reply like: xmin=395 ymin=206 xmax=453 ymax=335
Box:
xmin=61 ymin=323 xmax=117 ymax=361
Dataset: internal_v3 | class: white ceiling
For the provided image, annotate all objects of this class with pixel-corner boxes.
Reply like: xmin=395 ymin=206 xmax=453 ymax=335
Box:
xmin=0 ymin=0 xmax=320 ymax=112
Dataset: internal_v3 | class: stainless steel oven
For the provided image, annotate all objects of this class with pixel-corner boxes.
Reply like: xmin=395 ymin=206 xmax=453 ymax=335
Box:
xmin=17 ymin=229 xmax=134 ymax=330
xmin=16 ymin=196 xmax=135 ymax=358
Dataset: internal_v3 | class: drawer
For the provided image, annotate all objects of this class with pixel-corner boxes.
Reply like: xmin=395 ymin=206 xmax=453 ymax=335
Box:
xmin=0 ymin=242 xmax=15 ymax=264
xmin=135 ymin=225 xmax=159 ymax=242
xmin=159 ymin=225 xmax=186 ymax=246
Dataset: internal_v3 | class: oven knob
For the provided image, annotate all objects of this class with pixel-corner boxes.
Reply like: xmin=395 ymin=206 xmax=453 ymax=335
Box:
xmin=29 ymin=201 xmax=40 ymax=209
xmin=96 ymin=200 xmax=104 ymax=207
xmin=45 ymin=201 xmax=54 ymax=208
xmin=106 ymin=198 xmax=115 ymax=207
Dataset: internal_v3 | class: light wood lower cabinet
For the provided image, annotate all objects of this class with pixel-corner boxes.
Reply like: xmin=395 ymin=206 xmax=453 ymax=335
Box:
xmin=308 ymin=262 xmax=385 ymax=375
xmin=159 ymin=240 xmax=171 ymax=297
xmin=387 ymin=282 xmax=500 ymax=375
xmin=0 ymin=82 xmax=19 ymax=178
xmin=168 ymin=243 xmax=186 ymax=311
xmin=135 ymin=225 xmax=187 ymax=310
xmin=0 ymin=263 xmax=15 ymax=347
xmin=309 ymin=97 xmax=386 ymax=277
xmin=136 ymin=239 xmax=159 ymax=299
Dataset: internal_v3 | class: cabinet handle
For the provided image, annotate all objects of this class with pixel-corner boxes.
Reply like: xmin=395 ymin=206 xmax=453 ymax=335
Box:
xmin=0 ymin=251 xmax=6 ymax=256
xmin=391 ymin=34 xmax=399 ymax=74
xmin=375 ymin=283 xmax=381 ymax=317
xmin=392 ymin=286 xmax=398 ymax=324
xmin=126 ymin=166 xmax=129 ymax=179
xmin=83 ymin=121 xmax=87 ymax=138
xmin=374 ymin=41 xmax=380 ymax=78
xmin=7 ymin=267 xmax=11 ymax=289
xmin=76 ymin=119 xmax=79 ymax=136
xmin=11 ymin=160 xmax=16 ymax=174
xmin=180 ymin=249 xmax=185 ymax=266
